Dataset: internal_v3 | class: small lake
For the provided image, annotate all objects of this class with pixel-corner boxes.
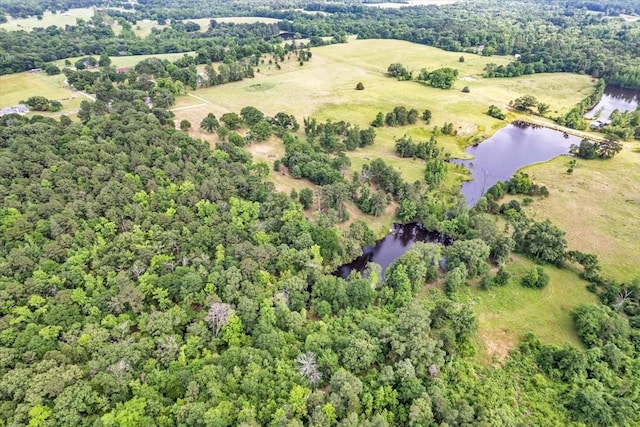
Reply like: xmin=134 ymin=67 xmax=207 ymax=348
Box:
xmin=586 ymin=85 xmax=640 ymax=121
xmin=335 ymin=223 xmax=452 ymax=278
xmin=453 ymin=121 xmax=584 ymax=206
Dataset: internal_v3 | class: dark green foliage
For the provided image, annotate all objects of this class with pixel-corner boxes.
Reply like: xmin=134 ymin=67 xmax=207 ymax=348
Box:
xmin=387 ymin=63 xmax=411 ymax=80
xmin=220 ymin=112 xmax=242 ymax=130
xmin=510 ymin=95 xmax=539 ymax=112
xmin=383 ymin=106 xmax=419 ymax=127
xmin=394 ymin=135 xmax=442 ymax=159
xmin=298 ymin=188 xmax=314 ymax=209
xmin=200 ymin=113 xmax=219 ymax=132
xmin=45 ymin=64 xmax=60 ymax=75
xmin=355 ymin=82 xmax=364 ymax=90
xmin=494 ymin=268 xmax=511 ymax=286
xmin=444 ymin=239 xmax=491 ymax=278
xmin=520 ymin=219 xmax=567 ymax=265
xmin=179 ymin=119 xmax=191 ymax=130
xmin=304 ymin=117 xmax=376 ymax=151
xmin=487 ymin=105 xmax=506 ymax=120
xmin=422 ymin=109 xmax=432 ymax=123
xmin=240 ymin=106 xmax=265 ymax=126
xmin=23 ymin=96 xmax=56 ymax=111
xmin=571 ymin=136 xmax=624 ymax=159
xmin=417 ymin=67 xmax=459 ymax=89
xmin=521 ymin=266 xmax=550 ymax=289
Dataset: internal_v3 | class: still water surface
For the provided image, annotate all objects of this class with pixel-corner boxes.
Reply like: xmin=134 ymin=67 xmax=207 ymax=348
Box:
xmin=335 ymin=223 xmax=452 ymax=278
xmin=453 ymin=122 xmax=584 ymax=206
xmin=586 ymin=85 xmax=640 ymax=120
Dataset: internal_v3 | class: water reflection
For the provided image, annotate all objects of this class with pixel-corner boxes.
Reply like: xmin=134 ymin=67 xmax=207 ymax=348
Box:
xmin=453 ymin=121 xmax=584 ymax=206
xmin=335 ymin=223 xmax=452 ymax=278
xmin=586 ymin=85 xmax=640 ymax=121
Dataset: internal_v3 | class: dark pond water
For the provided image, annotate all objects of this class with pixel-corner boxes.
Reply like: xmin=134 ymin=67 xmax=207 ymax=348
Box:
xmin=335 ymin=223 xmax=452 ymax=278
xmin=453 ymin=121 xmax=584 ymax=206
xmin=586 ymin=85 xmax=640 ymax=121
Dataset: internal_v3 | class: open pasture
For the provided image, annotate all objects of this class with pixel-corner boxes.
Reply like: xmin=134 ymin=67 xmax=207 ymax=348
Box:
xmin=50 ymin=52 xmax=196 ymax=69
xmin=0 ymin=7 xmax=96 ymax=31
xmin=0 ymin=72 xmax=82 ymax=113
xmin=519 ymin=145 xmax=640 ymax=283
xmin=473 ymin=255 xmax=597 ymax=363
xmin=173 ymin=39 xmax=594 ymax=179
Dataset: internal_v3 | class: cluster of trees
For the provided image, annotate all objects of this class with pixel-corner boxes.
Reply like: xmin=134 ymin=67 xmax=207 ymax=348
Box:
xmin=570 ymin=137 xmax=624 ymax=159
xmin=198 ymin=107 xmax=298 ymax=147
xmin=0 ymin=15 xmax=283 ymax=75
xmin=386 ymin=63 xmax=411 ymax=80
xmin=372 ymin=106 xmax=419 ymax=127
xmin=509 ymin=95 xmax=550 ymax=116
xmin=387 ymin=64 xmax=458 ymax=89
xmin=416 ymin=67 xmax=459 ymax=89
xmin=601 ymin=108 xmax=640 ymax=140
xmin=487 ymin=104 xmax=506 ymax=120
xmin=22 ymin=95 xmax=62 ymax=112
xmin=303 ymin=117 xmax=376 ymax=152
xmin=394 ymin=135 xmax=448 ymax=185
xmin=202 ymin=58 xmax=257 ymax=86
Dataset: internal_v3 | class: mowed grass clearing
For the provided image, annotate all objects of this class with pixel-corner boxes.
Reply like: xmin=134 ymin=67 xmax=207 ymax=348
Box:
xmin=472 ymin=255 xmax=597 ymax=364
xmin=517 ymin=144 xmax=640 ymax=283
xmin=0 ymin=7 xmax=96 ymax=31
xmin=187 ymin=16 xmax=280 ymax=31
xmin=50 ymin=52 xmax=196 ymax=69
xmin=0 ymin=72 xmax=82 ymax=111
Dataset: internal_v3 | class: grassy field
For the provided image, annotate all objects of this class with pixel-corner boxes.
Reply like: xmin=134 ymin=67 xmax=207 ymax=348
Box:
xmin=0 ymin=72 xmax=81 ymax=110
xmin=516 ymin=144 xmax=640 ymax=283
xmin=472 ymin=255 xmax=598 ymax=364
xmin=173 ymin=39 xmax=594 ymax=184
xmin=50 ymin=52 xmax=196 ymax=69
xmin=122 ymin=16 xmax=280 ymax=37
xmin=0 ymin=7 xmax=96 ymax=31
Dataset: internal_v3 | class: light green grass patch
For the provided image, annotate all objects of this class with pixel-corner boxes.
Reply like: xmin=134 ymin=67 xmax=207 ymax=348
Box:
xmin=0 ymin=72 xmax=78 ymax=109
xmin=473 ymin=255 xmax=597 ymax=364
xmin=518 ymin=144 xmax=640 ymax=282
xmin=183 ymin=17 xmax=281 ymax=32
xmin=0 ymin=7 xmax=96 ymax=31
xmin=51 ymin=52 xmax=196 ymax=69
xmin=131 ymin=19 xmax=168 ymax=38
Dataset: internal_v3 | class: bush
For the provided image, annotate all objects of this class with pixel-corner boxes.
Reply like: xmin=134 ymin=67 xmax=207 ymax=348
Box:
xmin=179 ymin=119 xmax=191 ymax=131
xmin=521 ymin=266 xmax=550 ymax=289
xmin=462 ymin=86 xmax=470 ymax=93
xmin=355 ymin=82 xmax=365 ymax=90
xmin=494 ymin=268 xmax=511 ymax=286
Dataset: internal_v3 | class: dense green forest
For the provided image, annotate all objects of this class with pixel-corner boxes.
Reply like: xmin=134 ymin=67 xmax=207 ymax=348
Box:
xmin=1 ymin=1 xmax=640 ymax=426
xmin=1 ymin=78 xmax=640 ymax=427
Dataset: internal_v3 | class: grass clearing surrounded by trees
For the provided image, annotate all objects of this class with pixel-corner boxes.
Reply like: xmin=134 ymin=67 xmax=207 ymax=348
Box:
xmin=50 ymin=52 xmax=196 ymax=69
xmin=472 ymin=255 xmax=598 ymax=364
xmin=0 ymin=7 xmax=96 ymax=31
xmin=517 ymin=145 xmax=640 ymax=283
xmin=0 ymin=72 xmax=81 ymax=112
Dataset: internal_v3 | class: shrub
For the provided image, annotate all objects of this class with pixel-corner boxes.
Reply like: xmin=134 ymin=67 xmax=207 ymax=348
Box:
xmin=355 ymin=82 xmax=365 ymax=90
xmin=521 ymin=266 xmax=550 ymax=289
